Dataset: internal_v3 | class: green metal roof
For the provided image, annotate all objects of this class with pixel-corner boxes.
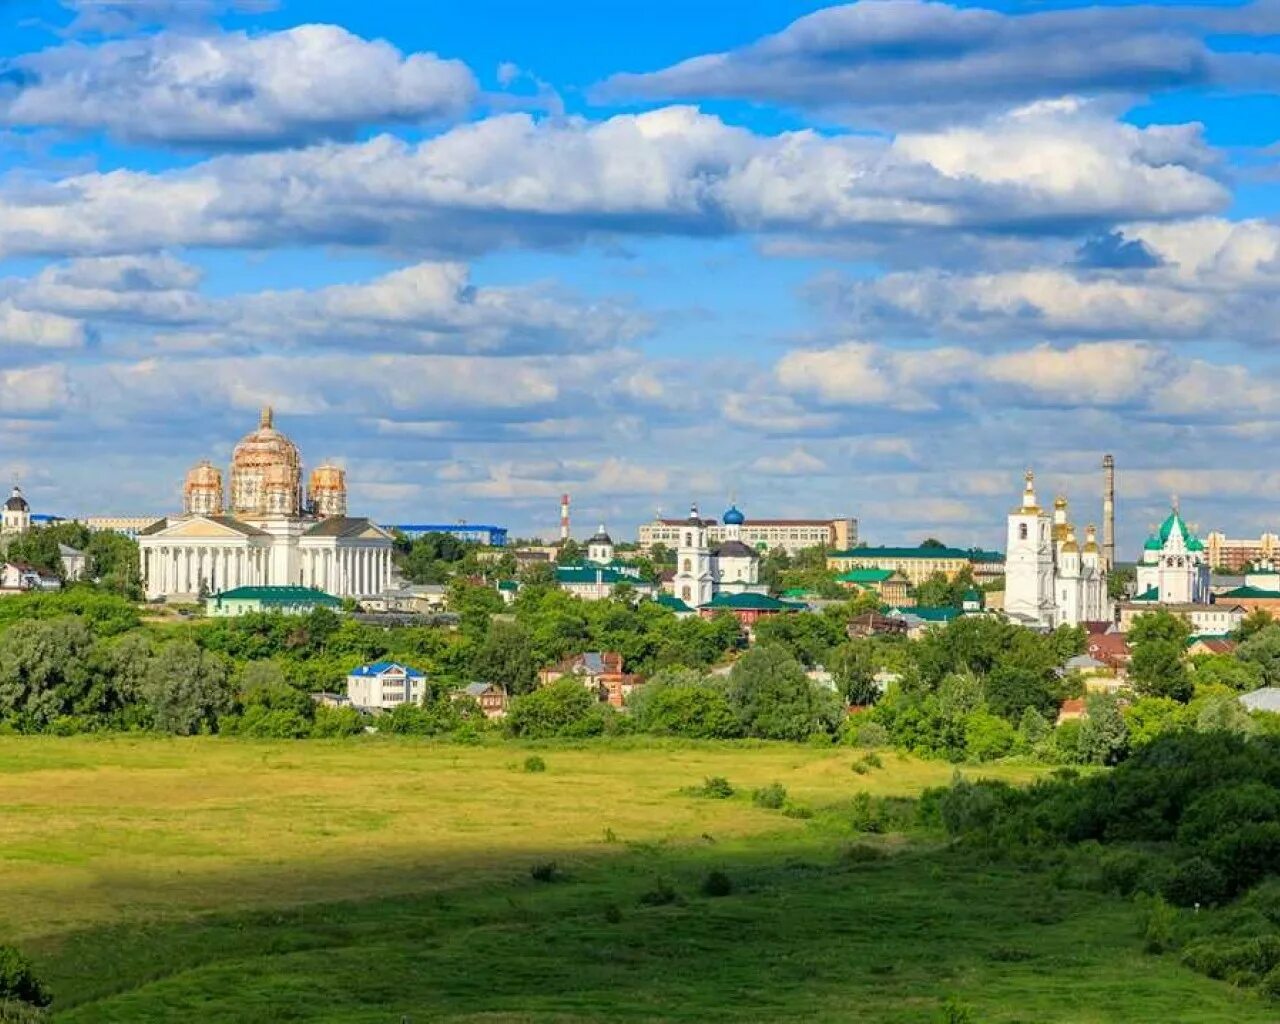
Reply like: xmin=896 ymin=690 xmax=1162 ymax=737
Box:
xmin=835 ymin=568 xmax=895 ymax=584
xmin=1151 ymin=509 xmax=1204 ymax=552
xmin=830 ymin=546 xmax=1003 ymax=562
xmin=497 ymin=580 xmax=519 ymax=591
xmin=891 ymin=605 xmax=961 ymax=622
xmin=1219 ymin=586 xmax=1280 ymax=599
xmin=555 ymin=565 xmax=637 ymax=585
xmin=655 ymin=593 xmax=694 ymax=613
xmin=701 ymin=592 xmax=802 ymax=611
xmin=210 ymin=586 xmax=341 ymax=606
xmin=1131 ymin=586 xmax=1160 ymax=602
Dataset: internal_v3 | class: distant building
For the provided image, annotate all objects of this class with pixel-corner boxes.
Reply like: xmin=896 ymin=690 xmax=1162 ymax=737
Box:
xmin=1117 ymin=600 xmax=1244 ymax=635
xmin=387 ymin=523 xmax=508 ymax=546
xmin=1206 ymin=531 xmax=1280 ymax=571
xmin=361 ymin=584 xmax=447 ymax=614
xmin=0 ymin=562 xmax=59 ymax=594
xmin=1 ymin=487 xmax=30 ymax=536
xmin=639 ymin=513 xmax=857 ymax=555
xmin=78 ymin=516 xmax=165 ymax=539
xmin=205 ymin=585 xmax=342 ymax=617
xmin=1135 ymin=505 xmax=1211 ymax=605
xmin=453 ymin=682 xmax=509 ymax=719
xmin=827 ymin=544 xmax=1004 ymax=587
xmin=698 ymin=591 xmax=804 ymax=628
xmin=835 ymin=567 xmax=912 ymax=605
xmin=1004 ymin=471 xmax=1110 ymax=629
xmin=58 ymin=544 xmax=87 ymax=581
xmin=538 ymin=652 xmax=641 ymax=708
xmin=347 ymin=661 xmax=426 ymax=711
xmin=554 ymin=524 xmax=655 ymax=601
xmin=672 ymin=503 xmax=769 ymax=608
xmin=846 ymin=611 xmax=909 ymax=639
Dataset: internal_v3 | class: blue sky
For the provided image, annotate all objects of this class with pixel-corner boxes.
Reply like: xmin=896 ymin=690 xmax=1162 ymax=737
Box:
xmin=1 ymin=0 xmax=1280 ymax=551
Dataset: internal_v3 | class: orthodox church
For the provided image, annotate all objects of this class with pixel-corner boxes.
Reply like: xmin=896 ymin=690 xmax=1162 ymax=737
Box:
xmin=1135 ymin=503 xmax=1211 ymax=604
xmin=138 ymin=408 xmax=393 ymax=601
xmin=672 ymin=503 xmax=767 ymax=607
xmin=1005 ymin=471 xmax=1110 ymax=629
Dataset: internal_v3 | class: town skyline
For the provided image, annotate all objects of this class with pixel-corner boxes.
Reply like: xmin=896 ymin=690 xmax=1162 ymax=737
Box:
xmin=2 ymin=1 xmax=1280 ymax=549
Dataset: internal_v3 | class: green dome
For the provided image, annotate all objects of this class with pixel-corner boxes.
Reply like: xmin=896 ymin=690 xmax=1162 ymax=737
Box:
xmin=1143 ymin=536 xmax=1162 ymax=550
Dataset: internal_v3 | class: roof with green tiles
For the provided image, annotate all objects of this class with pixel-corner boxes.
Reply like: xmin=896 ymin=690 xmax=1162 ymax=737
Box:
xmin=1218 ymin=586 xmax=1280 ymax=600
xmin=209 ymin=586 xmax=341 ymax=606
xmin=555 ymin=565 xmax=644 ymax=586
xmin=1131 ymin=586 xmax=1160 ymax=601
xmin=830 ymin=546 xmax=1003 ymax=562
xmin=655 ymin=593 xmax=694 ymax=613
xmin=700 ymin=592 xmax=803 ymax=612
xmin=835 ymin=568 xmax=895 ymax=584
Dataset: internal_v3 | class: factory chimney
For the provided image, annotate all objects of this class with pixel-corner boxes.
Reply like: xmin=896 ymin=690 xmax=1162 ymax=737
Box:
xmin=1102 ymin=454 xmax=1115 ymax=571
xmin=560 ymin=493 xmax=571 ymax=543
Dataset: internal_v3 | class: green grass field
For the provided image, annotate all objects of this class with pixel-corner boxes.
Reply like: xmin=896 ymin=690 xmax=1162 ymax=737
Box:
xmin=3 ymin=737 xmax=1273 ymax=1022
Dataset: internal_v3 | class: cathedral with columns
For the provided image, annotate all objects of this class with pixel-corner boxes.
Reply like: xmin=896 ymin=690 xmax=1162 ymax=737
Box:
xmin=138 ymin=408 xmax=394 ymax=601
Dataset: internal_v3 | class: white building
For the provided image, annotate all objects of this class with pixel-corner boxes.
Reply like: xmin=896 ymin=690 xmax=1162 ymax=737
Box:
xmin=139 ymin=408 xmax=394 ymax=601
xmin=1135 ymin=504 xmax=1211 ymax=605
xmin=58 ymin=544 xmax=86 ymax=581
xmin=1005 ymin=471 xmax=1110 ymax=629
xmin=346 ymin=661 xmax=426 ymax=711
xmin=639 ymin=513 xmax=856 ymax=554
xmin=672 ymin=503 xmax=769 ymax=608
xmin=1 ymin=487 xmax=29 ymax=536
xmin=553 ymin=523 xmax=656 ymax=601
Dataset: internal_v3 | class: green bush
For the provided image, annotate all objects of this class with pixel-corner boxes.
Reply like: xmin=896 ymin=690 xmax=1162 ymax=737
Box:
xmin=1139 ymin=894 xmax=1178 ymax=954
xmin=523 ymin=755 xmax=547 ymax=773
xmin=529 ymin=861 xmax=558 ymax=882
xmin=1163 ymin=856 xmax=1230 ymax=908
xmin=752 ymin=783 xmax=787 ymax=810
xmin=0 ymin=946 xmax=50 ymax=1008
xmin=1098 ymin=848 xmax=1166 ymax=897
xmin=697 ymin=776 xmax=734 ymax=799
xmin=638 ymin=879 xmax=679 ymax=906
xmin=701 ymin=870 xmax=733 ymax=897
xmin=310 ymin=704 xmax=364 ymax=738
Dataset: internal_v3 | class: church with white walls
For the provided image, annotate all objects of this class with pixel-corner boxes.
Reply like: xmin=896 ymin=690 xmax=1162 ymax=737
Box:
xmin=672 ymin=503 xmax=767 ymax=607
xmin=1135 ymin=504 xmax=1211 ymax=604
xmin=138 ymin=409 xmax=393 ymax=601
xmin=1005 ymin=471 xmax=1110 ymax=629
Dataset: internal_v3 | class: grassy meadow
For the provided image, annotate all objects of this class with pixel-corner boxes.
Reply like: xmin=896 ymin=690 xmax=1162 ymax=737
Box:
xmin=2 ymin=736 xmax=1274 ymax=1022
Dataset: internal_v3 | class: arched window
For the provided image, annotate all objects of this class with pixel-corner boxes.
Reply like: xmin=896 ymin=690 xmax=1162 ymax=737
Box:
xmin=1019 ymin=523 xmax=1028 ymax=541
xmin=681 ymin=585 xmax=691 ymax=600
xmin=684 ymin=532 xmax=692 ymax=548
xmin=683 ymin=559 xmax=691 ymax=572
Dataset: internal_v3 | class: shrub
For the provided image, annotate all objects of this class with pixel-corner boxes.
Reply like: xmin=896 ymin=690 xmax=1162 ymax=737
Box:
xmin=523 ymin=755 xmax=547 ymax=773
xmin=701 ymin=870 xmax=733 ymax=897
xmin=852 ymin=760 xmax=871 ymax=775
xmin=638 ymin=879 xmax=679 ymax=906
xmin=0 ymin=946 xmax=51 ymax=1008
xmin=848 ymin=719 xmax=889 ymax=748
xmin=1139 ymin=894 xmax=1178 ymax=954
xmin=841 ymin=843 xmax=887 ymax=864
xmin=938 ymin=998 xmax=976 ymax=1024
xmin=752 ymin=783 xmax=787 ymax=810
xmin=505 ymin=679 xmax=599 ymax=739
xmin=1261 ymin=964 xmax=1280 ymax=999
xmin=697 ymin=776 xmax=734 ymax=799
xmin=1163 ymin=856 xmax=1230 ymax=908
xmin=529 ymin=861 xmax=559 ymax=883
xmin=603 ymin=903 xmax=623 ymax=925
xmin=782 ymin=803 xmax=814 ymax=819
xmin=1098 ymin=848 xmax=1166 ymax=897
xmin=310 ymin=704 xmax=364 ymax=738
xmin=861 ymin=752 xmax=884 ymax=769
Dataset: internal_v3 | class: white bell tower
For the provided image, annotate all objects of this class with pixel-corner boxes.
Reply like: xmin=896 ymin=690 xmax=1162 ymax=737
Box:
xmin=1004 ymin=470 xmax=1055 ymax=628
xmin=673 ymin=503 xmax=714 ymax=607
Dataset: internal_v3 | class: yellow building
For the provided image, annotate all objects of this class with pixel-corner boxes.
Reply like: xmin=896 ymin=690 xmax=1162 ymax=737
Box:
xmin=827 ymin=545 xmax=1003 ymax=587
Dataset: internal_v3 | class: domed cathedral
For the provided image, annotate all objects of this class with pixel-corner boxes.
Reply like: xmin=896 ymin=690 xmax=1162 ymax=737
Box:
xmin=138 ymin=408 xmax=392 ymax=602
xmin=672 ymin=502 xmax=767 ymax=608
xmin=1005 ymin=470 xmax=1110 ymax=629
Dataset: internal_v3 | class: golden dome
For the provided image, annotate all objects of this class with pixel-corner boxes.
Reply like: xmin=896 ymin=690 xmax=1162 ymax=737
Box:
xmin=1083 ymin=524 xmax=1100 ymax=554
xmin=183 ymin=459 xmax=223 ymax=516
xmin=229 ymin=406 xmax=302 ymax=517
xmin=308 ymin=463 xmax=347 ymax=518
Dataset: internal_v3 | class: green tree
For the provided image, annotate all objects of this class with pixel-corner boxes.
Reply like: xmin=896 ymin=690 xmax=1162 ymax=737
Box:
xmin=913 ymin=571 xmax=956 ymax=608
xmin=963 ymin=710 xmax=1017 ymax=762
xmin=1239 ymin=625 xmax=1280 ymax=687
xmin=1077 ymin=692 xmax=1129 ymax=765
xmin=633 ymin=681 xmax=738 ymax=738
xmin=725 ymin=644 xmax=841 ymax=740
xmin=1190 ymin=652 xmax=1262 ymax=693
xmin=556 ymin=539 xmax=583 ymax=565
xmin=1129 ymin=611 xmax=1194 ymax=702
xmin=0 ymin=616 xmax=95 ymax=730
xmin=447 ymin=580 xmax=504 ymax=638
xmin=0 ymin=945 xmax=51 ymax=1008
xmin=920 ymin=537 xmax=946 ymax=549
xmin=505 ymin=678 xmax=598 ymax=738
xmin=1129 ymin=610 xmax=1192 ymax=647
xmin=472 ymin=620 xmax=540 ymax=695
xmin=142 ymin=640 xmax=233 ymax=734
xmin=829 ymin=640 xmax=880 ymax=705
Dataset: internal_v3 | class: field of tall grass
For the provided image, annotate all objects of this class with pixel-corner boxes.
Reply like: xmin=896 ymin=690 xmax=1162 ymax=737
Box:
xmin=3 ymin=736 xmax=1273 ymax=1021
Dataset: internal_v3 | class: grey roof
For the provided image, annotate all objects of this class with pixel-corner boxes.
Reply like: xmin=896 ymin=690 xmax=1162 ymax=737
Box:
xmin=462 ymin=682 xmax=501 ymax=697
xmin=714 ymin=540 xmax=759 ymax=560
xmin=1241 ymin=688 xmax=1280 ymax=712
xmin=1063 ymin=654 xmax=1108 ymax=671
xmin=304 ymin=516 xmax=384 ymax=539
xmin=57 ymin=543 xmax=84 ymax=557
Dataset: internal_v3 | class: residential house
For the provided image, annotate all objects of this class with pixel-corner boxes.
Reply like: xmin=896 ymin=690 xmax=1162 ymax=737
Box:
xmin=835 ymin=567 xmax=912 ymax=605
xmin=698 ymin=591 xmax=804 ymax=629
xmin=538 ymin=651 xmax=643 ymax=708
xmin=0 ymin=562 xmax=60 ymax=594
xmin=1117 ymin=601 xmax=1244 ymax=635
xmin=454 ymin=682 xmax=509 ymax=719
xmin=346 ymin=661 xmax=427 ymax=711
xmin=1240 ymin=688 xmax=1280 ymax=713
xmin=59 ymin=544 xmax=87 ymax=581
xmin=1187 ymin=636 xmax=1239 ymax=658
xmin=846 ymin=611 xmax=909 ymax=639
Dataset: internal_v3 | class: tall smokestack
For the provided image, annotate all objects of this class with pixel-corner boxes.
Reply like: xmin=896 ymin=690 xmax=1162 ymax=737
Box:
xmin=1102 ymin=454 xmax=1115 ymax=570
xmin=560 ymin=493 xmax=570 ymax=543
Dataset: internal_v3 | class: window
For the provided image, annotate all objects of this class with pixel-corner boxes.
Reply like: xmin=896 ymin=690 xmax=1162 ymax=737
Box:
xmin=1019 ymin=523 xmax=1028 ymax=540
xmin=685 ymin=532 xmax=692 ymax=547
xmin=683 ymin=558 xmax=691 ymax=572
xmin=682 ymin=585 xmax=691 ymax=600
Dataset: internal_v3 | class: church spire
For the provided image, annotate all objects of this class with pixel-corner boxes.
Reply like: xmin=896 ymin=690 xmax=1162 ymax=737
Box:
xmin=260 ymin=405 xmax=274 ymax=429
